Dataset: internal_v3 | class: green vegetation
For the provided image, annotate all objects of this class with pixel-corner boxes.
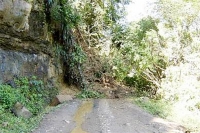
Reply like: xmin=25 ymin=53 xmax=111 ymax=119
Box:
xmin=134 ymin=97 xmax=172 ymax=118
xmin=0 ymin=107 xmax=52 ymax=133
xmin=2 ymin=0 xmax=200 ymax=132
xmin=49 ymin=0 xmax=131 ymax=90
xmin=49 ymin=0 xmax=87 ymax=89
xmin=108 ymin=16 xmax=166 ymax=97
xmin=68 ymin=0 xmax=200 ymax=131
xmin=76 ymin=89 xmax=105 ymax=99
xmin=124 ymin=0 xmax=200 ymax=131
xmin=0 ymin=76 xmax=58 ymax=132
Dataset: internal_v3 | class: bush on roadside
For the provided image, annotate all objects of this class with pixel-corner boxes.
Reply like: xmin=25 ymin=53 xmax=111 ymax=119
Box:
xmin=0 ymin=76 xmax=58 ymax=115
xmin=110 ymin=17 xmax=166 ymax=96
xmin=0 ymin=76 xmax=58 ymax=132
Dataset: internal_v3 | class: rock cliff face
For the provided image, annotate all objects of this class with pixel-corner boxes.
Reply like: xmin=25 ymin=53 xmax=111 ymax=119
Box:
xmin=0 ymin=0 xmax=62 ymax=86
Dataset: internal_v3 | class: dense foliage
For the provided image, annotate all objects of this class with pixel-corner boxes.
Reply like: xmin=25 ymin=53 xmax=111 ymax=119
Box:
xmin=58 ymin=0 xmax=167 ymax=97
xmin=0 ymin=76 xmax=57 ymax=115
xmin=2 ymin=0 xmax=200 ymax=132
xmin=48 ymin=0 xmax=131 ymax=90
xmin=48 ymin=0 xmax=87 ymax=88
xmin=155 ymin=0 xmax=200 ymax=130
xmin=110 ymin=17 xmax=166 ymax=96
xmin=0 ymin=76 xmax=58 ymax=132
xmin=60 ymin=0 xmax=200 ymax=130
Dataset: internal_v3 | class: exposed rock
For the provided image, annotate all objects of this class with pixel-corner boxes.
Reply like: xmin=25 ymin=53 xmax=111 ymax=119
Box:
xmin=50 ymin=95 xmax=73 ymax=106
xmin=0 ymin=48 xmax=47 ymax=83
xmin=2 ymin=122 xmax=9 ymax=127
xmin=141 ymin=97 xmax=150 ymax=103
xmin=0 ymin=0 xmax=32 ymax=31
xmin=0 ymin=0 xmax=63 ymax=90
xmin=12 ymin=102 xmax=32 ymax=118
xmin=0 ymin=0 xmax=66 ymax=109
xmin=0 ymin=33 xmax=53 ymax=55
xmin=5 ymin=80 xmax=16 ymax=88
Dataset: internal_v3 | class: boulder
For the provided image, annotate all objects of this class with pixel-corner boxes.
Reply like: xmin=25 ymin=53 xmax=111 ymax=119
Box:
xmin=2 ymin=122 xmax=9 ymax=127
xmin=0 ymin=0 xmax=32 ymax=31
xmin=50 ymin=95 xmax=73 ymax=106
xmin=141 ymin=97 xmax=150 ymax=103
xmin=12 ymin=102 xmax=32 ymax=118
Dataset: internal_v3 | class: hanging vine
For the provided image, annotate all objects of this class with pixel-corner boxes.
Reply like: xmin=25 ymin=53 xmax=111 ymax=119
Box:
xmin=44 ymin=0 xmax=87 ymax=89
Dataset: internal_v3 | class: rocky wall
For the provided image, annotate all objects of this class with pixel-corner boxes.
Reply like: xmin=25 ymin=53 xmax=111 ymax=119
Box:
xmin=0 ymin=0 xmax=63 ymax=86
xmin=0 ymin=47 xmax=63 ymax=85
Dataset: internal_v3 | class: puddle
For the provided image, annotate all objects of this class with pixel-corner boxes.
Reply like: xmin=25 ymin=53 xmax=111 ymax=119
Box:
xmin=71 ymin=100 xmax=93 ymax=133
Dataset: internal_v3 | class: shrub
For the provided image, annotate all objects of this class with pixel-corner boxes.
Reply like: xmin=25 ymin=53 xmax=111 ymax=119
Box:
xmin=76 ymin=89 xmax=104 ymax=99
xmin=0 ymin=76 xmax=58 ymax=115
xmin=111 ymin=17 xmax=166 ymax=96
xmin=0 ymin=85 xmax=20 ymax=109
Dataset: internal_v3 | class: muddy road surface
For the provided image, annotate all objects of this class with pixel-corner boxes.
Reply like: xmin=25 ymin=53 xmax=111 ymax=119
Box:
xmin=33 ymin=99 xmax=186 ymax=133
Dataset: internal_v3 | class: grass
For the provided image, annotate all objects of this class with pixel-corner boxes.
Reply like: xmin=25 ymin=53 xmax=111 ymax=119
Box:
xmin=0 ymin=106 xmax=53 ymax=133
xmin=76 ymin=89 xmax=105 ymax=99
xmin=167 ymin=101 xmax=200 ymax=132
xmin=0 ymin=76 xmax=58 ymax=133
xmin=133 ymin=97 xmax=200 ymax=132
xmin=134 ymin=97 xmax=172 ymax=118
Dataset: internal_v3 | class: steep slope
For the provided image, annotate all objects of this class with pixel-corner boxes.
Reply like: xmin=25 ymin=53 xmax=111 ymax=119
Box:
xmin=0 ymin=0 xmax=63 ymax=88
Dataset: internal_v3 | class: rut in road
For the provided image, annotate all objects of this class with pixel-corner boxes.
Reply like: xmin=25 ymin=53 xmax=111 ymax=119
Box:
xmin=33 ymin=99 xmax=186 ymax=133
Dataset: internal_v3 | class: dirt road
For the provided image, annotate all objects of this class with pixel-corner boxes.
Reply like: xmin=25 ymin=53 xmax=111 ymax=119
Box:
xmin=33 ymin=99 xmax=186 ymax=133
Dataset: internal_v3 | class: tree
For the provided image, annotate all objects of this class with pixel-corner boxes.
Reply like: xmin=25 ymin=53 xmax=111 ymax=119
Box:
xmin=156 ymin=0 xmax=200 ymax=64
xmin=72 ymin=0 xmax=130 ymax=46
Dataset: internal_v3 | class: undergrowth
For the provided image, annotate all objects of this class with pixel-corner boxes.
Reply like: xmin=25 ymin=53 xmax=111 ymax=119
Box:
xmin=76 ymin=89 xmax=105 ymax=99
xmin=50 ymin=0 xmax=87 ymax=89
xmin=0 ymin=106 xmax=53 ymax=133
xmin=134 ymin=97 xmax=172 ymax=118
xmin=0 ymin=76 xmax=58 ymax=132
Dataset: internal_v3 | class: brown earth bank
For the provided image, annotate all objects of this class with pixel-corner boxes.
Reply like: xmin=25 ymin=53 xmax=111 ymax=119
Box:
xmin=33 ymin=99 xmax=188 ymax=133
